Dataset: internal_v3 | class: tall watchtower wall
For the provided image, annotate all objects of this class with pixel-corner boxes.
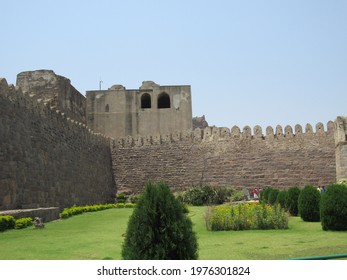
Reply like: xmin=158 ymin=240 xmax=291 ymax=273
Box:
xmin=111 ymin=123 xmax=336 ymax=193
xmin=0 ymin=78 xmax=114 ymax=210
xmin=16 ymin=70 xmax=86 ymax=124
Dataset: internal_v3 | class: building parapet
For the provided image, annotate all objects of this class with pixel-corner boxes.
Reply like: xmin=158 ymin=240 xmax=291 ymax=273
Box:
xmin=112 ymin=121 xmax=335 ymax=148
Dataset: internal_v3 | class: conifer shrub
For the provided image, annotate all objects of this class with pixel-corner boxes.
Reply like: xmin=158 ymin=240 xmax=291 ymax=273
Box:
xmin=122 ymin=182 xmax=198 ymax=260
xmin=268 ymin=189 xmax=280 ymax=205
xmin=259 ymin=187 xmax=272 ymax=203
xmin=285 ymin=186 xmax=301 ymax=216
xmin=320 ymin=183 xmax=347 ymax=231
xmin=298 ymin=185 xmax=321 ymax=222
xmin=276 ymin=190 xmax=287 ymax=209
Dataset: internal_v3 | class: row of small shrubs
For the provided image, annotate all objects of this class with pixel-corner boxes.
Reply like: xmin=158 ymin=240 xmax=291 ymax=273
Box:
xmin=205 ymin=202 xmax=288 ymax=231
xmin=261 ymin=183 xmax=347 ymax=231
xmin=176 ymin=185 xmax=242 ymax=206
xmin=0 ymin=216 xmax=33 ymax=231
xmin=260 ymin=186 xmax=301 ymax=216
xmin=60 ymin=203 xmax=136 ymax=219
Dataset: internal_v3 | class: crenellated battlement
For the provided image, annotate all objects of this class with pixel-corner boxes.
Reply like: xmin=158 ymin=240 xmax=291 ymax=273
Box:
xmin=112 ymin=121 xmax=335 ymax=148
xmin=0 ymin=77 xmax=109 ymax=146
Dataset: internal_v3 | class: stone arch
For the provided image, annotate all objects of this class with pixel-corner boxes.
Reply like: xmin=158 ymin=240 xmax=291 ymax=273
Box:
xmin=158 ymin=92 xmax=170 ymax=109
xmin=141 ymin=93 xmax=151 ymax=109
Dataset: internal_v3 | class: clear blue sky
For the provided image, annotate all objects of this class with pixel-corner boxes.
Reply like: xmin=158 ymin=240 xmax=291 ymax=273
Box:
xmin=1 ymin=0 xmax=346 ymax=130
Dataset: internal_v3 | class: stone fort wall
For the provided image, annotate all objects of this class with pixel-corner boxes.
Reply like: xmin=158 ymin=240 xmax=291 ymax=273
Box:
xmin=112 ymin=123 xmax=336 ymax=193
xmin=0 ymin=78 xmax=114 ymax=211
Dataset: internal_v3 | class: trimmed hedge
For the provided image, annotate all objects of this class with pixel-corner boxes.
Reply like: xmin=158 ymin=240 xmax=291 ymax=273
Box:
xmin=276 ymin=190 xmax=287 ymax=209
xmin=320 ymin=183 xmax=347 ymax=231
xmin=15 ymin=217 xmax=33 ymax=229
xmin=285 ymin=186 xmax=301 ymax=216
xmin=0 ymin=215 xmax=15 ymax=232
xmin=260 ymin=187 xmax=273 ymax=203
xmin=268 ymin=189 xmax=280 ymax=205
xmin=60 ymin=203 xmax=136 ymax=219
xmin=298 ymin=185 xmax=321 ymax=222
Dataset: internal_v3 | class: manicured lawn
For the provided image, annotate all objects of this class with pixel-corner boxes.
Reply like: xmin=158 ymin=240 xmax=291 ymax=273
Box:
xmin=0 ymin=206 xmax=346 ymax=260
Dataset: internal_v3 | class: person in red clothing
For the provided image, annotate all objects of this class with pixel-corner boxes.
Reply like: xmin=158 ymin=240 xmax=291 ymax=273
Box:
xmin=252 ymin=187 xmax=259 ymax=200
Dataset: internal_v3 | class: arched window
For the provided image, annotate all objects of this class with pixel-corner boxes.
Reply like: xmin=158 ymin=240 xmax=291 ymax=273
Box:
xmin=141 ymin=93 xmax=151 ymax=109
xmin=158 ymin=92 xmax=170 ymax=109
xmin=105 ymin=104 xmax=109 ymax=112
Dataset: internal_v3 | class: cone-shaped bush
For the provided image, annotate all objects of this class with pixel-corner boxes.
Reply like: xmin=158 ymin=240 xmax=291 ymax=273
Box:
xmin=268 ymin=189 xmax=280 ymax=205
xmin=285 ymin=187 xmax=301 ymax=216
xmin=122 ymin=182 xmax=198 ymax=260
xmin=276 ymin=190 xmax=287 ymax=209
xmin=298 ymin=185 xmax=321 ymax=222
xmin=260 ymin=187 xmax=272 ymax=203
xmin=320 ymin=183 xmax=347 ymax=231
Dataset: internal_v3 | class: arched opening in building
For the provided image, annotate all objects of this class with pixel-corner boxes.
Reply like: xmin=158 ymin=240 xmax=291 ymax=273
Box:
xmin=141 ymin=93 xmax=151 ymax=109
xmin=105 ymin=104 xmax=109 ymax=112
xmin=158 ymin=92 xmax=170 ymax=109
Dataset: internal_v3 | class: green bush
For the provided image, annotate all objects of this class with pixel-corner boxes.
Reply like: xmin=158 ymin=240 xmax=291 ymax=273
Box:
xmin=276 ymin=190 xmax=287 ymax=209
xmin=59 ymin=203 xmax=135 ymax=219
xmin=205 ymin=203 xmax=288 ymax=231
xmin=128 ymin=194 xmax=141 ymax=204
xmin=181 ymin=185 xmax=216 ymax=205
xmin=320 ymin=183 xmax=347 ymax=231
xmin=15 ymin=217 xmax=33 ymax=229
xmin=259 ymin=187 xmax=272 ymax=203
xmin=230 ymin=190 xmax=245 ymax=202
xmin=268 ymin=189 xmax=280 ymax=205
xmin=0 ymin=215 xmax=15 ymax=231
xmin=179 ymin=185 xmax=234 ymax=206
xmin=122 ymin=182 xmax=198 ymax=260
xmin=117 ymin=193 xmax=126 ymax=204
xmin=298 ymin=185 xmax=321 ymax=222
xmin=124 ymin=203 xmax=136 ymax=208
xmin=115 ymin=203 xmax=125 ymax=208
xmin=285 ymin=186 xmax=301 ymax=216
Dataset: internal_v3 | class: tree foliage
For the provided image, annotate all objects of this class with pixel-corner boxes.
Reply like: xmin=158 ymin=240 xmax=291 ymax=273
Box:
xmin=298 ymin=185 xmax=320 ymax=222
xmin=122 ymin=182 xmax=198 ymax=260
xmin=320 ymin=183 xmax=347 ymax=231
xmin=285 ymin=186 xmax=301 ymax=216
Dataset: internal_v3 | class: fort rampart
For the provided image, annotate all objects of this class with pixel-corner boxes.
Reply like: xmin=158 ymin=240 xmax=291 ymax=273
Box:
xmin=112 ymin=124 xmax=336 ymax=193
xmin=1 ymin=70 xmax=347 ymax=212
xmin=0 ymin=78 xmax=114 ymax=210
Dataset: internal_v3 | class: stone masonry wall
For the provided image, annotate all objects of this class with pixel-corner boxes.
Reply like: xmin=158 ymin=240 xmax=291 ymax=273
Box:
xmin=16 ymin=70 xmax=86 ymax=124
xmin=112 ymin=124 xmax=336 ymax=193
xmin=0 ymin=78 xmax=114 ymax=211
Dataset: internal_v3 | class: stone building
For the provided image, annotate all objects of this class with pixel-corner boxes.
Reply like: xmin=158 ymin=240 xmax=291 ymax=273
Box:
xmin=86 ymin=81 xmax=193 ymax=139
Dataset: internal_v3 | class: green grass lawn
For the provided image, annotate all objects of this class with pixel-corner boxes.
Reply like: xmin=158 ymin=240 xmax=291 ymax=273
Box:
xmin=0 ymin=206 xmax=346 ymax=260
